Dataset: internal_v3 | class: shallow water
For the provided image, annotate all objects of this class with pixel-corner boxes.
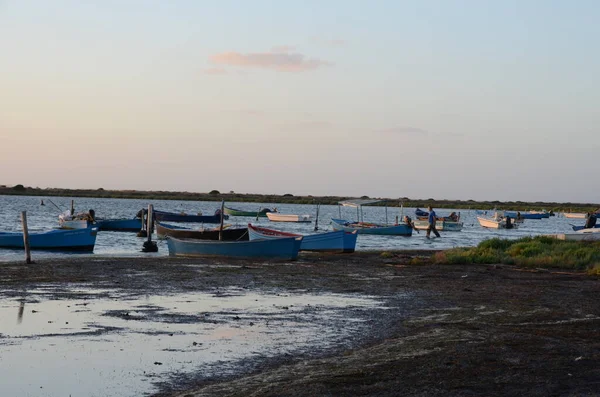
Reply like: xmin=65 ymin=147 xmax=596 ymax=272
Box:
xmin=0 ymin=286 xmax=386 ymax=397
xmin=0 ymin=195 xmax=580 ymax=261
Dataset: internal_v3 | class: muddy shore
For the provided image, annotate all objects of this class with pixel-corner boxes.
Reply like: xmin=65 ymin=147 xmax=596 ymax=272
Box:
xmin=1 ymin=251 xmax=599 ymax=396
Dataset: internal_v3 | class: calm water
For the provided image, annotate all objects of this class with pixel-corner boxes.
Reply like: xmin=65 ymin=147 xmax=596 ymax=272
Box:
xmin=0 ymin=195 xmax=581 ymax=261
xmin=0 ymin=285 xmax=388 ymax=397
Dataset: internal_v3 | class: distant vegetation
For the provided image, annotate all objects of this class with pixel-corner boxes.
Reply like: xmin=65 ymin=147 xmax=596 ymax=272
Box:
xmin=434 ymin=236 xmax=600 ymax=274
xmin=0 ymin=185 xmax=598 ymax=213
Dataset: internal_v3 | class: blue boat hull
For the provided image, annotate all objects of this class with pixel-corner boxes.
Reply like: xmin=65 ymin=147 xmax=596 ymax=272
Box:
xmin=248 ymin=226 xmax=357 ymax=253
xmin=571 ymin=224 xmax=600 ymax=231
xmin=154 ymin=210 xmax=228 ymax=223
xmin=504 ymin=212 xmax=546 ymax=220
xmin=167 ymin=236 xmax=302 ymax=259
xmin=97 ymin=218 xmax=142 ymax=232
xmin=331 ymin=219 xmax=413 ymax=236
xmin=0 ymin=227 xmax=98 ymax=252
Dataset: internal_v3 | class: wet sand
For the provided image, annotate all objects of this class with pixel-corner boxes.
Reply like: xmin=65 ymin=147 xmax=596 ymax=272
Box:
xmin=1 ymin=251 xmax=599 ymax=396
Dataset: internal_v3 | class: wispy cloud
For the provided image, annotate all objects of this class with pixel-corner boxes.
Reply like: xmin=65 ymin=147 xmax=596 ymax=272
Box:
xmin=209 ymin=50 xmax=330 ymax=73
xmin=312 ymin=37 xmax=346 ymax=47
xmin=377 ymin=127 xmax=428 ymax=135
xmin=203 ymin=67 xmax=228 ymax=75
xmin=271 ymin=45 xmax=297 ymax=53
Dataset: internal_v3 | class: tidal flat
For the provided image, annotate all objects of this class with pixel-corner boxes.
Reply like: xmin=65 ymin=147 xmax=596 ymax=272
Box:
xmin=0 ymin=251 xmax=598 ymax=396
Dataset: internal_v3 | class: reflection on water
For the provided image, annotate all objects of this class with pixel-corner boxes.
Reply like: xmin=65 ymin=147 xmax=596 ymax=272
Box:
xmin=0 ymin=195 xmax=580 ymax=261
xmin=0 ymin=286 xmax=387 ymax=397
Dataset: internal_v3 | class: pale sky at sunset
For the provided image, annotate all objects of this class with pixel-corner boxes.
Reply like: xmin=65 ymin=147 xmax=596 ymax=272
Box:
xmin=1 ymin=1 xmax=598 ymax=202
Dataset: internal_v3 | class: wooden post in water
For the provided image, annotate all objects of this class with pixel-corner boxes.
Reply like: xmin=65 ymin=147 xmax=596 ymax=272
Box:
xmin=70 ymin=200 xmax=75 ymax=215
xmin=142 ymin=204 xmax=158 ymax=252
xmin=219 ymin=200 xmax=225 ymax=241
xmin=147 ymin=204 xmax=154 ymax=242
xmin=21 ymin=211 xmax=31 ymax=264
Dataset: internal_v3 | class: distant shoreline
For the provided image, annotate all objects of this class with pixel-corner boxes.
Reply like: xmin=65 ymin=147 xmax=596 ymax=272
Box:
xmin=1 ymin=185 xmax=598 ymax=212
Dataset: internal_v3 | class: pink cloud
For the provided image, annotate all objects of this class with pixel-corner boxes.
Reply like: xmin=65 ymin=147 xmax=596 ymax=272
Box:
xmin=209 ymin=51 xmax=329 ymax=72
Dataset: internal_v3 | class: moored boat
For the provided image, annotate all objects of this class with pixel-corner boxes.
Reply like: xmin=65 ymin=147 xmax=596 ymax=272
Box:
xmin=477 ymin=212 xmax=518 ymax=229
xmin=331 ymin=218 xmax=412 ymax=236
xmin=97 ymin=218 xmax=142 ymax=232
xmin=153 ymin=209 xmax=228 ymax=223
xmin=224 ymin=206 xmax=276 ymax=217
xmin=156 ymin=222 xmax=249 ymax=241
xmin=504 ymin=211 xmax=547 ymax=220
xmin=266 ymin=213 xmax=311 ymax=223
xmin=563 ymin=213 xmax=587 ymax=219
xmin=247 ymin=224 xmax=357 ymax=253
xmin=550 ymin=228 xmax=600 ymax=241
xmin=0 ymin=227 xmax=98 ymax=251
xmin=412 ymin=219 xmax=463 ymax=231
xmin=166 ymin=236 xmax=302 ymax=259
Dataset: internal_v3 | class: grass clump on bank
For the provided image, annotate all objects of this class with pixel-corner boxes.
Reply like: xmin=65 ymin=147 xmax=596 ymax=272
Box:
xmin=434 ymin=236 xmax=600 ymax=273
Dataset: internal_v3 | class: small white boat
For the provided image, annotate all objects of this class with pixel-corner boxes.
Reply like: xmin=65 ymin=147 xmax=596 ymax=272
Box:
xmin=266 ymin=213 xmax=311 ymax=223
xmin=550 ymin=228 xmax=600 ymax=241
xmin=413 ymin=219 xmax=463 ymax=231
xmin=477 ymin=212 xmax=518 ymax=229
xmin=58 ymin=210 xmax=93 ymax=229
xmin=563 ymin=213 xmax=587 ymax=219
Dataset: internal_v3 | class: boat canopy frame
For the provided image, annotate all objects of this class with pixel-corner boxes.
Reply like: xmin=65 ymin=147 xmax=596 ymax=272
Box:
xmin=337 ymin=199 xmax=404 ymax=225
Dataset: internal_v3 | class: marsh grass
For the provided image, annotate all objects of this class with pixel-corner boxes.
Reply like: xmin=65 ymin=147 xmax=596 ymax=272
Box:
xmin=435 ymin=236 xmax=600 ymax=272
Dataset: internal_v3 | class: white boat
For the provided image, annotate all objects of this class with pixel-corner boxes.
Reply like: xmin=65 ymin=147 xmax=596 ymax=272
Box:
xmin=413 ymin=219 xmax=463 ymax=231
xmin=563 ymin=213 xmax=587 ymax=219
xmin=550 ymin=228 xmax=600 ymax=241
xmin=477 ymin=212 xmax=518 ymax=229
xmin=58 ymin=210 xmax=93 ymax=229
xmin=266 ymin=213 xmax=311 ymax=223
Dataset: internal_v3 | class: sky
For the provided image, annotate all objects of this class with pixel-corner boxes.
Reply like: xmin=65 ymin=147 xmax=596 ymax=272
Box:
xmin=1 ymin=0 xmax=599 ymax=203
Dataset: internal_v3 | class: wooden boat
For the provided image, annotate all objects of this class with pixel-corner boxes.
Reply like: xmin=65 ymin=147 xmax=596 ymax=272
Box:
xmin=412 ymin=219 xmax=463 ymax=231
xmin=224 ymin=206 xmax=276 ymax=217
xmin=97 ymin=218 xmax=142 ymax=232
xmin=331 ymin=218 xmax=412 ymax=236
xmin=247 ymin=224 xmax=357 ymax=253
xmin=414 ymin=208 xmax=461 ymax=223
xmin=477 ymin=212 xmax=518 ymax=229
xmin=563 ymin=213 xmax=587 ymax=219
xmin=166 ymin=236 xmax=302 ymax=259
xmin=571 ymin=224 xmax=600 ymax=231
xmin=266 ymin=213 xmax=311 ymax=223
xmin=153 ymin=210 xmax=228 ymax=223
xmin=0 ymin=227 xmax=98 ymax=251
xmin=504 ymin=211 xmax=547 ymax=220
xmin=156 ymin=222 xmax=248 ymax=241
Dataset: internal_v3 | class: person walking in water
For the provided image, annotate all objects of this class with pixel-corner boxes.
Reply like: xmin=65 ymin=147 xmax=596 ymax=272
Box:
xmin=427 ymin=206 xmax=441 ymax=238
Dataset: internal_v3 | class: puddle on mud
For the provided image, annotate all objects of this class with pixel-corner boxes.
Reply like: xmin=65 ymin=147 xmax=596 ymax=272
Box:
xmin=0 ymin=286 xmax=388 ymax=397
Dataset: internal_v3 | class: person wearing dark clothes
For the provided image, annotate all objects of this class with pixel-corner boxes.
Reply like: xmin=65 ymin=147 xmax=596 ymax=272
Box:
xmin=426 ymin=206 xmax=441 ymax=238
xmin=585 ymin=213 xmax=597 ymax=229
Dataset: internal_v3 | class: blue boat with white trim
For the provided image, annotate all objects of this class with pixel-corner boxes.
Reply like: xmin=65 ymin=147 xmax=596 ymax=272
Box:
xmin=0 ymin=227 xmax=98 ymax=252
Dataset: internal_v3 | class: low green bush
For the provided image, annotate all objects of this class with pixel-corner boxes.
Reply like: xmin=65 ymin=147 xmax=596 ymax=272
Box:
xmin=435 ymin=236 xmax=600 ymax=271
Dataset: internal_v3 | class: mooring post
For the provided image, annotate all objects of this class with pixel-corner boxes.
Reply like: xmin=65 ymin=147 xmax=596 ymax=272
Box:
xmin=142 ymin=204 xmax=158 ymax=252
xmin=20 ymin=211 xmax=32 ymax=264
xmin=70 ymin=200 xmax=75 ymax=215
xmin=219 ymin=200 xmax=225 ymax=241
xmin=147 ymin=204 xmax=154 ymax=241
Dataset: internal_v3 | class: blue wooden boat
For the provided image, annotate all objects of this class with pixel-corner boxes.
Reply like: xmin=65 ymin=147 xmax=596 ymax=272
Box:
xmin=504 ymin=211 xmax=546 ymax=220
xmin=571 ymin=224 xmax=600 ymax=231
xmin=166 ymin=236 xmax=302 ymax=259
xmin=0 ymin=227 xmax=98 ymax=252
xmin=97 ymin=218 xmax=142 ymax=232
xmin=331 ymin=218 xmax=412 ymax=236
xmin=156 ymin=222 xmax=249 ymax=241
xmin=153 ymin=210 xmax=228 ymax=223
xmin=247 ymin=224 xmax=357 ymax=253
